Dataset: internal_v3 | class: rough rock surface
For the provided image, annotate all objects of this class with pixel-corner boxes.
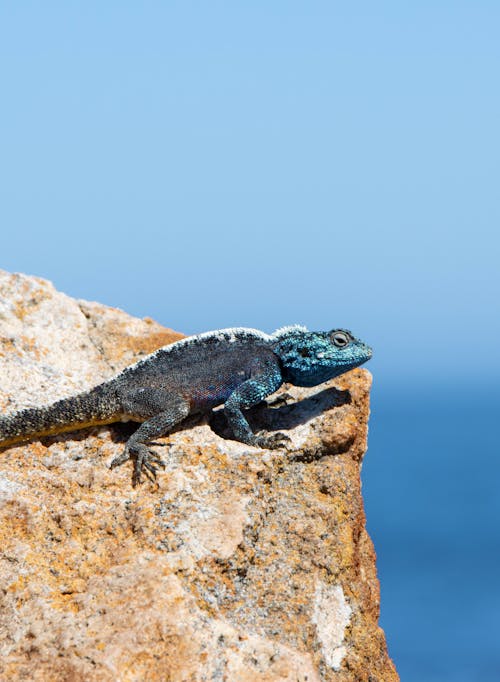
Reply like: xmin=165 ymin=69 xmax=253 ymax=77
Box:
xmin=0 ymin=270 xmax=398 ymax=682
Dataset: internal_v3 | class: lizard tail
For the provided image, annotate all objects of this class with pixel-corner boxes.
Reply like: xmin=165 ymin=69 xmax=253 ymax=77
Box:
xmin=0 ymin=383 xmax=122 ymax=448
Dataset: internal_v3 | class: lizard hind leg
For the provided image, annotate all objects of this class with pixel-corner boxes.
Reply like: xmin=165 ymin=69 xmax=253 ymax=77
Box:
xmin=110 ymin=388 xmax=190 ymax=486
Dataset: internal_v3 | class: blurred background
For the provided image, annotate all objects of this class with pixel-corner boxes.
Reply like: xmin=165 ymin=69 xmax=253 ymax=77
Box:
xmin=1 ymin=3 xmax=498 ymax=679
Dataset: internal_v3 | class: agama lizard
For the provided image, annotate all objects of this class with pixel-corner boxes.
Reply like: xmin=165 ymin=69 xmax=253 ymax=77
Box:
xmin=0 ymin=326 xmax=372 ymax=485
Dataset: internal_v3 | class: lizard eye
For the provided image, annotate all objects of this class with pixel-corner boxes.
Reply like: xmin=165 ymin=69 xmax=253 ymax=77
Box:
xmin=331 ymin=331 xmax=350 ymax=348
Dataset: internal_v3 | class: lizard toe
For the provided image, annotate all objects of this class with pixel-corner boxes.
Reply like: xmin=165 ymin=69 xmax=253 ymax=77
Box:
xmin=131 ymin=445 xmax=166 ymax=486
xmin=110 ymin=448 xmax=131 ymax=469
xmin=255 ymin=431 xmax=291 ymax=450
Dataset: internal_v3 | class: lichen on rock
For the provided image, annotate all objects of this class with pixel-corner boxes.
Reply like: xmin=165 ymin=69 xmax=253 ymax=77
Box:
xmin=0 ymin=270 xmax=398 ymax=681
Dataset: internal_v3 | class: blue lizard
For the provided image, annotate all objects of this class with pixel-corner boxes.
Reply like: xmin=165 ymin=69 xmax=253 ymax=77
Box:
xmin=0 ymin=325 xmax=372 ymax=485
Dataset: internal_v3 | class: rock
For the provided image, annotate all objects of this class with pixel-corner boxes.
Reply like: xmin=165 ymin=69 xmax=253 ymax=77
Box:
xmin=0 ymin=270 xmax=398 ymax=681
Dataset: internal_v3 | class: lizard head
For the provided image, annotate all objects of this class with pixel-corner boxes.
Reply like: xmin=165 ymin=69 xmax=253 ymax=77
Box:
xmin=271 ymin=325 xmax=373 ymax=387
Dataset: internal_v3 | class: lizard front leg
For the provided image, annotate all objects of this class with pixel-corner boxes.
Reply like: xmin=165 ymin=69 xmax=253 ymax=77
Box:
xmin=110 ymin=388 xmax=190 ymax=485
xmin=224 ymin=357 xmax=289 ymax=449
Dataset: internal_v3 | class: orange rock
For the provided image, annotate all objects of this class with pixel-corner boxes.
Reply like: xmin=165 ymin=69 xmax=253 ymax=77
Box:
xmin=0 ymin=270 xmax=398 ymax=681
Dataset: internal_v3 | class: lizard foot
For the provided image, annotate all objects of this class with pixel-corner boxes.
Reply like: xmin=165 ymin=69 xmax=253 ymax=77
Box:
xmin=110 ymin=444 xmax=166 ymax=486
xmin=254 ymin=432 xmax=291 ymax=450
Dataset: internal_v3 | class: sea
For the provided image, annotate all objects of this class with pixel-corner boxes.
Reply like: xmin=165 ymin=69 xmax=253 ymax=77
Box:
xmin=362 ymin=384 xmax=500 ymax=682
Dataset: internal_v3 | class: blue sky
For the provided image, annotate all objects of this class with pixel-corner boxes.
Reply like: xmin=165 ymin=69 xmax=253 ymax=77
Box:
xmin=1 ymin=2 xmax=498 ymax=386
xmin=2 ymin=5 xmax=499 ymax=678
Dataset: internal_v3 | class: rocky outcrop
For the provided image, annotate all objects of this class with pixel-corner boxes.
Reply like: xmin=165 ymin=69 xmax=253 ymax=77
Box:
xmin=0 ymin=270 xmax=398 ymax=681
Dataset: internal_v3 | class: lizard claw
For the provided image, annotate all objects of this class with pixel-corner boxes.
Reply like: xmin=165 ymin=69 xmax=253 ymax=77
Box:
xmin=110 ymin=444 xmax=165 ymax=486
xmin=132 ymin=444 xmax=165 ymax=486
xmin=110 ymin=449 xmax=130 ymax=469
xmin=254 ymin=431 xmax=291 ymax=450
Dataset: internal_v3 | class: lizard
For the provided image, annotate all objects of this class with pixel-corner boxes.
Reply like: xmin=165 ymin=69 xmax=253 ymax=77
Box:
xmin=0 ymin=325 xmax=372 ymax=485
